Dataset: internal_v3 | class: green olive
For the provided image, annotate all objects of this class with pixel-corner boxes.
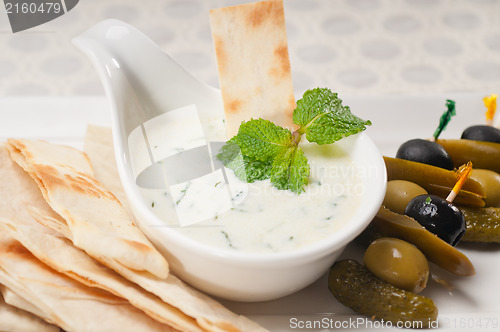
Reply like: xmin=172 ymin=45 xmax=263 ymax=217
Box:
xmin=470 ymin=169 xmax=500 ymax=207
xmin=383 ymin=180 xmax=428 ymax=214
xmin=364 ymin=237 xmax=429 ymax=293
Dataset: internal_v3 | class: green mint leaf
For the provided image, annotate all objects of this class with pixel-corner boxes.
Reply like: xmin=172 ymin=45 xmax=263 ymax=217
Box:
xmin=216 ymin=141 xmax=271 ymax=183
xmin=293 ymin=88 xmax=371 ymax=145
xmin=269 ymin=146 xmax=309 ymax=194
xmin=217 ymin=88 xmax=370 ymax=194
xmin=232 ymin=118 xmax=294 ymax=161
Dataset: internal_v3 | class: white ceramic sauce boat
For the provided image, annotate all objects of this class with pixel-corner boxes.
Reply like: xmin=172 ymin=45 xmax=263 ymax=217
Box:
xmin=73 ymin=19 xmax=387 ymax=302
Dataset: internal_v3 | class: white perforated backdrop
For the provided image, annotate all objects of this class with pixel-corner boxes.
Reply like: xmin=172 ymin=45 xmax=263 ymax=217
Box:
xmin=0 ymin=0 xmax=499 ymax=97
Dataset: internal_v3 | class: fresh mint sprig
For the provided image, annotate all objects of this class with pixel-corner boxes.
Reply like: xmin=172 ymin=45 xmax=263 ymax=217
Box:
xmin=216 ymin=88 xmax=371 ymax=194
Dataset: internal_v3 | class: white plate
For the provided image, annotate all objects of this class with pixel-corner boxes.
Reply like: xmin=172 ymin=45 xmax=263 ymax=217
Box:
xmin=1 ymin=94 xmax=499 ymax=331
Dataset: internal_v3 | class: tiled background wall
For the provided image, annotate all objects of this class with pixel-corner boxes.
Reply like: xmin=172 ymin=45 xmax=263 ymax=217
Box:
xmin=0 ymin=0 xmax=499 ymax=97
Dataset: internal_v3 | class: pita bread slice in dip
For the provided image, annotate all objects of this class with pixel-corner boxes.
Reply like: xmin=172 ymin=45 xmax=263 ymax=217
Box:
xmin=6 ymin=138 xmax=169 ymax=280
xmin=210 ymin=0 xmax=296 ymax=137
xmin=84 ymin=125 xmax=269 ymax=332
xmin=0 ymin=233 xmax=174 ymax=332
xmin=0 ymin=290 xmax=58 ymax=332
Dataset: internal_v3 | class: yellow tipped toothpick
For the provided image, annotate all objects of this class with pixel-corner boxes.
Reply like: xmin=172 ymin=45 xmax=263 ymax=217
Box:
xmin=484 ymin=94 xmax=497 ymax=126
xmin=446 ymin=162 xmax=473 ymax=203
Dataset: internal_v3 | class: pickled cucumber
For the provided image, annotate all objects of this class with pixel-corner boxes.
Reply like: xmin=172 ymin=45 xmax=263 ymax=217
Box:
xmin=355 ymin=223 xmax=384 ymax=246
xmin=437 ymin=139 xmax=500 ymax=174
xmin=384 ymin=156 xmax=485 ymax=207
xmin=370 ymin=206 xmax=475 ymax=276
xmin=460 ymin=206 xmax=500 ymax=243
xmin=328 ymin=259 xmax=438 ymax=328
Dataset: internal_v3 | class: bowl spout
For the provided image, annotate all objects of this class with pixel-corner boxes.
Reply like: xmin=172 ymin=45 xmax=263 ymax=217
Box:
xmin=72 ymin=19 xmax=227 ymax=233
xmin=72 ymin=19 xmax=222 ymax=137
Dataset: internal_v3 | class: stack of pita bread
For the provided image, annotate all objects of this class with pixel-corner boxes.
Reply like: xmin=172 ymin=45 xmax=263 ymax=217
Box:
xmin=0 ymin=0 xmax=297 ymax=330
xmin=0 ymin=129 xmax=268 ymax=331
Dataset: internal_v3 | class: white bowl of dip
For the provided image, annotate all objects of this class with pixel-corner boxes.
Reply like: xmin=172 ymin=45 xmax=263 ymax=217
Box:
xmin=73 ymin=19 xmax=387 ymax=302
xmin=134 ymin=128 xmax=387 ymax=302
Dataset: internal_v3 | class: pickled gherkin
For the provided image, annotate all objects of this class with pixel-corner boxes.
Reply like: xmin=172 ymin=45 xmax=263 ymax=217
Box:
xmin=460 ymin=206 xmax=500 ymax=243
xmin=371 ymin=206 xmax=475 ymax=276
xmin=437 ymin=139 xmax=500 ymax=174
xmin=328 ymin=259 xmax=438 ymax=328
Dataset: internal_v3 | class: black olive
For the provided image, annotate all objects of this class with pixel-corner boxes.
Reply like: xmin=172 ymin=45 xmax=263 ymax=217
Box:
xmin=461 ymin=125 xmax=500 ymax=143
xmin=395 ymin=139 xmax=454 ymax=170
xmin=404 ymin=194 xmax=466 ymax=246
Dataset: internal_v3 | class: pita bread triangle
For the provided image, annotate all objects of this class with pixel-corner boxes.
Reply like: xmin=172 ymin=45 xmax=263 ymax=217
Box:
xmin=0 ymin=142 xmax=203 ymax=331
xmin=6 ymin=138 xmax=169 ymax=280
xmin=0 ymin=288 xmax=58 ymax=332
xmin=0 ymin=232 xmax=174 ymax=332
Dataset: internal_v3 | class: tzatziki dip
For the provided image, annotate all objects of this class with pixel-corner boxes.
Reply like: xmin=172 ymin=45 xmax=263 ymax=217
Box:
xmin=136 ymin=115 xmax=369 ymax=254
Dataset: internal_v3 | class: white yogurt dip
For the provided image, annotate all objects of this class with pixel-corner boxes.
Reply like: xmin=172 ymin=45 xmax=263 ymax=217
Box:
xmin=138 ymin=116 xmax=366 ymax=253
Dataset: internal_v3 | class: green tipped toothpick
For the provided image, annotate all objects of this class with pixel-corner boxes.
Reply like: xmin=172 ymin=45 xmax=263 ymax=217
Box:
xmin=432 ymin=99 xmax=456 ymax=141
